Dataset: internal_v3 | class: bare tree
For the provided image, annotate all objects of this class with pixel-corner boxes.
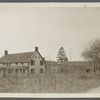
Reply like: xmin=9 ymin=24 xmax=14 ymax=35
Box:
xmin=82 ymin=38 xmax=100 ymax=72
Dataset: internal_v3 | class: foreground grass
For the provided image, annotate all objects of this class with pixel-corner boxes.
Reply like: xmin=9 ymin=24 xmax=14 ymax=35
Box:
xmin=0 ymin=71 xmax=100 ymax=93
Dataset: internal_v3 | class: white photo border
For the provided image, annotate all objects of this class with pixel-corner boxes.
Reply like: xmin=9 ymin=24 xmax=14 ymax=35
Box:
xmin=0 ymin=2 xmax=99 ymax=98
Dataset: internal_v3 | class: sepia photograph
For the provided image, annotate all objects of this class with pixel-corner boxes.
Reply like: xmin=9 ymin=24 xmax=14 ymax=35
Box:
xmin=0 ymin=3 xmax=100 ymax=97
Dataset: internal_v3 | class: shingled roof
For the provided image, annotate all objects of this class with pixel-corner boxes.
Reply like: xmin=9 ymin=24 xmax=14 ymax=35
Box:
xmin=46 ymin=61 xmax=58 ymax=66
xmin=68 ymin=61 xmax=94 ymax=69
xmin=0 ymin=52 xmax=36 ymax=63
xmin=68 ymin=61 xmax=94 ymax=66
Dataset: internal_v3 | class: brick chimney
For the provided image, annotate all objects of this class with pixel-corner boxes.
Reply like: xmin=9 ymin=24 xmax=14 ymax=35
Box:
xmin=35 ymin=47 xmax=38 ymax=52
xmin=5 ymin=50 xmax=8 ymax=55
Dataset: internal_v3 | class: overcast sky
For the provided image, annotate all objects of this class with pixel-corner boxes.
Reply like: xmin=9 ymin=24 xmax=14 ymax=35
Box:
xmin=0 ymin=6 xmax=100 ymax=61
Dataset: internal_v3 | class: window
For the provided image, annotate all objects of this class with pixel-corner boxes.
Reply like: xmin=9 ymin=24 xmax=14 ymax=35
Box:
xmin=40 ymin=68 xmax=43 ymax=74
xmin=31 ymin=60 xmax=35 ymax=65
xmin=31 ymin=69 xmax=35 ymax=74
xmin=21 ymin=62 xmax=23 ymax=65
xmin=86 ymin=69 xmax=90 ymax=73
xmin=16 ymin=69 xmax=18 ymax=74
xmin=35 ymin=56 xmax=37 ymax=58
xmin=38 ymin=56 xmax=40 ymax=59
xmin=3 ymin=63 xmax=5 ymax=65
xmin=40 ymin=61 xmax=43 ymax=66
xmin=23 ymin=69 xmax=26 ymax=74
xmin=8 ymin=69 xmax=11 ymax=73
xmin=16 ymin=63 xmax=18 ymax=65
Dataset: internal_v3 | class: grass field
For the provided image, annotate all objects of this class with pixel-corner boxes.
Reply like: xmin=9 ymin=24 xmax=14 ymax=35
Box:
xmin=0 ymin=69 xmax=100 ymax=93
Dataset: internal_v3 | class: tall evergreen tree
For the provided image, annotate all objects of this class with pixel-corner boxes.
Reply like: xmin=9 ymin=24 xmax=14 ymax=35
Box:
xmin=57 ymin=47 xmax=67 ymax=65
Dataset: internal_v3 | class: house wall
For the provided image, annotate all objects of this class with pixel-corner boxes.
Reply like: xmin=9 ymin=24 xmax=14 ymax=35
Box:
xmin=0 ymin=62 xmax=29 ymax=77
xmin=29 ymin=53 xmax=45 ymax=75
xmin=0 ymin=63 xmax=28 ymax=66
xmin=0 ymin=68 xmax=29 ymax=77
xmin=46 ymin=64 xmax=58 ymax=72
xmin=0 ymin=52 xmax=45 ymax=76
xmin=0 ymin=69 xmax=4 ymax=77
xmin=11 ymin=63 xmax=28 ymax=66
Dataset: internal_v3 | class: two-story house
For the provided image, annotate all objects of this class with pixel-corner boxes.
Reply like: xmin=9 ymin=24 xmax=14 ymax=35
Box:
xmin=0 ymin=47 xmax=45 ymax=77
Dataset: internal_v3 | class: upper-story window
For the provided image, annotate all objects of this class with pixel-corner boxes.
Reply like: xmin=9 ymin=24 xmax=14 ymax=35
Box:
xmin=31 ymin=60 xmax=35 ymax=65
xmin=16 ymin=63 xmax=18 ymax=65
xmin=40 ymin=61 xmax=43 ymax=66
xmin=35 ymin=56 xmax=37 ymax=58
xmin=38 ymin=56 xmax=40 ymax=59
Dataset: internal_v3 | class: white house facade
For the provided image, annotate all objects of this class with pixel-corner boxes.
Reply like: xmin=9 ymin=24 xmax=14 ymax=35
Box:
xmin=0 ymin=47 xmax=46 ymax=77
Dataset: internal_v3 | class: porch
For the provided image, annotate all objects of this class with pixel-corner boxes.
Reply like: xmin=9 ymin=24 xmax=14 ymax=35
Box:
xmin=0 ymin=65 xmax=29 ymax=77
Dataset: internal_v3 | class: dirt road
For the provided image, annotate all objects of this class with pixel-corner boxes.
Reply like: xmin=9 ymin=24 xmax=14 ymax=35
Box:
xmin=86 ymin=87 xmax=100 ymax=93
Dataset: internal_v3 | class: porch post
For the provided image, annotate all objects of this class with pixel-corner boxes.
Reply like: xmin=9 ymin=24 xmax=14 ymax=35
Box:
xmin=3 ymin=68 xmax=5 ymax=77
xmin=22 ymin=68 xmax=23 ymax=75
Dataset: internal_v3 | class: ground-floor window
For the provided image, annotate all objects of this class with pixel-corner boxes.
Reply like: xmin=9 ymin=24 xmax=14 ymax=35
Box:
xmin=31 ymin=69 xmax=35 ymax=74
xmin=8 ymin=69 xmax=11 ymax=74
xmin=15 ymin=69 xmax=22 ymax=74
xmin=16 ymin=69 xmax=18 ymax=74
xmin=23 ymin=69 xmax=26 ymax=74
xmin=40 ymin=68 xmax=43 ymax=74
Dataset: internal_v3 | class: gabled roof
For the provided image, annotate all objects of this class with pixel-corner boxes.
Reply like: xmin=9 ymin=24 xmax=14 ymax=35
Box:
xmin=0 ymin=51 xmax=36 ymax=63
